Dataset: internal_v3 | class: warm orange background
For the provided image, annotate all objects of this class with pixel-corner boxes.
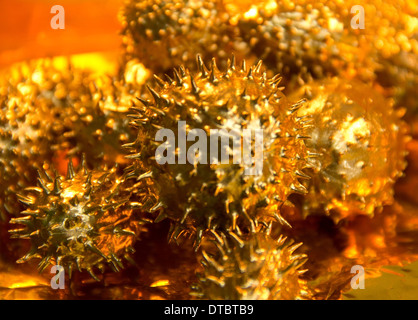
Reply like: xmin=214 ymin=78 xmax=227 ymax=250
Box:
xmin=0 ymin=0 xmax=123 ymax=69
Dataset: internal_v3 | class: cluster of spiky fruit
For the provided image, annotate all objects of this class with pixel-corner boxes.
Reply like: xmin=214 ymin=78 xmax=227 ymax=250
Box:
xmin=9 ymin=159 xmax=149 ymax=279
xmin=3 ymin=55 xmax=312 ymax=298
xmin=120 ymin=0 xmax=417 ymax=111
xmin=1 ymin=0 xmax=415 ymax=301
xmin=0 ymin=57 xmax=152 ymax=266
xmin=0 ymin=58 xmax=146 ymax=222
xmin=124 ymin=56 xmax=312 ymax=247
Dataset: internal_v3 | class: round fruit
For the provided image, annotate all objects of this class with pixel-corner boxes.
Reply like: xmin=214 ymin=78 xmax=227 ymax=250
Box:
xmin=125 ymin=56 xmax=311 ymax=247
xmin=192 ymin=228 xmax=309 ymax=299
xmin=10 ymin=160 xmax=148 ymax=280
xmin=119 ymin=0 xmax=243 ymax=73
xmin=288 ymin=78 xmax=410 ymax=220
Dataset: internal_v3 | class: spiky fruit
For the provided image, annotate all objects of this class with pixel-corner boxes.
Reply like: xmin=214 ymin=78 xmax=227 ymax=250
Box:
xmin=0 ymin=58 xmax=143 ymax=224
xmin=192 ymin=228 xmax=309 ymax=300
xmin=384 ymin=53 xmax=418 ymax=118
xmin=288 ymin=78 xmax=410 ymax=220
xmin=333 ymin=0 xmax=417 ymax=113
xmin=0 ymin=59 xmax=72 ymax=223
xmin=57 ymin=71 xmax=145 ymax=170
xmin=9 ymin=159 xmax=148 ymax=280
xmin=232 ymin=1 xmax=360 ymax=91
xmin=125 ymin=56 xmax=311 ymax=247
xmin=231 ymin=0 xmax=417 ymax=110
xmin=119 ymin=0 xmax=244 ymax=74
xmin=47 ymin=58 xmax=150 ymax=171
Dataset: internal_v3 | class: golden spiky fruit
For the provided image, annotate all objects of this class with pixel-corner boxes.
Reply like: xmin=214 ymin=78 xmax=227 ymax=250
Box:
xmin=192 ymin=229 xmax=309 ymax=300
xmin=57 ymin=72 xmax=143 ymax=170
xmin=48 ymin=58 xmax=150 ymax=170
xmin=125 ymin=56 xmax=311 ymax=247
xmin=0 ymin=57 xmax=150 ymax=261
xmin=288 ymin=78 xmax=410 ymax=220
xmin=119 ymin=0 xmax=243 ymax=73
xmin=230 ymin=0 xmax=417 ymax=110
xmin=9 ymin=159 xmax=148 ymax=280
xmin=0 ymin=59 xmax=143 ymax=223
xmin=232 ymin=0 xmax=358 ymax=90
xmin=0 ymin=59 xmax=71 ymax=222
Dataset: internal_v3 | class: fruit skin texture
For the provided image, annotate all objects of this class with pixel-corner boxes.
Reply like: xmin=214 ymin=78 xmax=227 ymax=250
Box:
xmin=125 ymin=56 xmax=311 ymax=247
xmin=229 ymin=0 xmax=417 ymax=111
xmin=192 ymin=229 xmax=309 ymax=300
xmin=9 ymin=160 xmax=147 ymax=280
xmin=119 ymin=0 xmax=244 ymax=74
xmin=51 ymin=58 xmax=149 ymax=171
xmin=288 ymin=78 xmax=410 ymax=220
xmin=57 ymin=72 xmax=142 ymax=171
xmin=0 ymin=59 xmax=75 ymax=232
xmin=235 ymin=1 xmax=344 ymax=87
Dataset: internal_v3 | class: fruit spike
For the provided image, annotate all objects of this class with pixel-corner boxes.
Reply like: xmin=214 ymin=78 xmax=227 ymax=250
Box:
xmin=9 ymin=158 xmax=148 ymax=280
xmin=191 ymin=227 xmax=309 ymax=300
xmin=288 ymin=78 xmax=410 ymax=220
xmin=124 ymin=55 xmax=311 ymax=248
xmin=119 ymin=0 xmax=244 ymax=74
